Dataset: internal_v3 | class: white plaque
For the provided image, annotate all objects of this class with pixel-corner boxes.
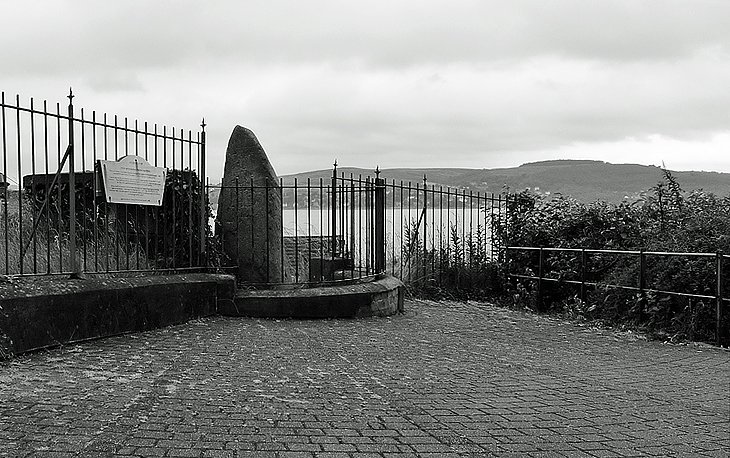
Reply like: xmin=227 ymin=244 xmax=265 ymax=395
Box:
xmin=99 ymin=155 xmax=166 ymax=206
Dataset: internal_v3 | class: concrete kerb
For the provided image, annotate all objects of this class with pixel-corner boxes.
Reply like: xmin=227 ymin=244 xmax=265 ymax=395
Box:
xmin=224 ymin=275 xmax=405 ymax=318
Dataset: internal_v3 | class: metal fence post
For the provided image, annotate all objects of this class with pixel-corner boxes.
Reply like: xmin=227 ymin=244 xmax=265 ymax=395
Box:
xmin=499 ymin=194 xmax=505 ymax=265
xmin=504 ymin=245 xmax=510 ymax=289
xmin=331 ymin=160 xmax=337 ymax=258
xmin=422 ymin=174 xmax=427 ymax=268
xmin=580 ymin=248 xmax=587 ymax=303
xmin=199 ymin=119 xmax=206 ymax=265
xmin=716 ymin=252 xmax=724 ymax=346
xmin=67 ymin=89 xmax=80 ymax=278
xmin=350 ymin=178 xmax=355 ymax=258
xmin=639 ymin=249 xmax=646 ymax=305
xmin=374 ymin=168 xmax=385 ymax=274
xmin=537 ymin=247 xmax=544 ymax=310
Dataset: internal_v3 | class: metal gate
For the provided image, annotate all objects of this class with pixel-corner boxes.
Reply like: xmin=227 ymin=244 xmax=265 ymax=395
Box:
xmin=0 ymin=89 xmax=206 ymax=277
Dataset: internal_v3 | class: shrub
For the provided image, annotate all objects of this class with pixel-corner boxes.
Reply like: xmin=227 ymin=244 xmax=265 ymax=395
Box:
xmin=495 ymin=170 xmax=729 ymax=343
xmin=396 ymin=217 xmax=505 ymax=301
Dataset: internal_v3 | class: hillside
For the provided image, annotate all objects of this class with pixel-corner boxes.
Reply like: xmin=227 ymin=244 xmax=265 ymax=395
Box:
xmin=275 ymin=160 xmax=730 ymax=203
xmin=207 ymin=160 xmax=730 ymax=207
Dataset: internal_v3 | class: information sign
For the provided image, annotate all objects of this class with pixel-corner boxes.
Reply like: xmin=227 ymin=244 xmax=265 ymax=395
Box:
xmin=99 ymin=155 xmax=166 ymax=206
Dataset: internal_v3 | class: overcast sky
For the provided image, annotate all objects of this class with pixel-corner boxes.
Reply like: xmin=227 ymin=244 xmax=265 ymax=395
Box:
xmin=1 ymin=0 xmax=728 ymax=179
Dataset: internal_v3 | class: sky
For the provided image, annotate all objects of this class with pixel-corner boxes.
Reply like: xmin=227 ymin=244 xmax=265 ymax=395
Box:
xmin=1 ymin=0 xmax=729 ymax=181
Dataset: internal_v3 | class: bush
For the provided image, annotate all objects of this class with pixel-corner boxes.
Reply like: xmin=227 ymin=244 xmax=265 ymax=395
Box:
xmin=495 ymin=170 xmax=729 ymax=343
xmin=396 ymin=218 xmax=505 ymax=301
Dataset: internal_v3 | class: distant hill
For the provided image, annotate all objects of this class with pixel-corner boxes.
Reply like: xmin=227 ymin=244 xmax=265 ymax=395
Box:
xmin=208 ymin=160 xmax=730 ymax=208
xmin=276 ymin=160 xmax=730 ymax=203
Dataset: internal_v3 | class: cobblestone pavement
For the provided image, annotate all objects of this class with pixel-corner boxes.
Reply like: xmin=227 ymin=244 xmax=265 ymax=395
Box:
xmin=0 ymin=300 xmax=728 ymax=457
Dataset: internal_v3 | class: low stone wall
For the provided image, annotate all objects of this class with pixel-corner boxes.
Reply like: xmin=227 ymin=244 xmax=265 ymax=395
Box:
xmin=0 ymin=274 xmax=235 ymax=356
xmin=0 ymin=273 xmax=404 ymax=357
xmin=224 ymin=275 xmax=404 ymax=318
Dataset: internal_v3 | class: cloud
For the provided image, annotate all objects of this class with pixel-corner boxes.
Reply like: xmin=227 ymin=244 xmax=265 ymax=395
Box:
xmin=540 ymin=133 xmax=730 ymax=174
xmin=1 ymin=1 xmax=728 ymax=179
xmin=93 ymin=50 xmax=726 ymax=176
xmin=85 ymin=72 xmax=146 ymax=93
xmin=2 ymin=0 xmax=729 ymax=76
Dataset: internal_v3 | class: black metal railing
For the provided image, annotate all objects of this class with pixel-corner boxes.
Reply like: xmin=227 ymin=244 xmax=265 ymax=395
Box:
xmin=209 ymin=164 xmax=384 ymax=286
xmin=1 ymin=90 xmax=206 ymax=277
xmin=382 ymin=177 xmax=511 ymax=293
xmin=210 ymin=164 xmax=513 ymax=290
xmin=506 ymin=246 xmax=729 ymax=345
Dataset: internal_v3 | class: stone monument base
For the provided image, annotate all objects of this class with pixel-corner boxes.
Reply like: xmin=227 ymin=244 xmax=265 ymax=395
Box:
xmin=219 ymin=275 xmax=404 ymax=318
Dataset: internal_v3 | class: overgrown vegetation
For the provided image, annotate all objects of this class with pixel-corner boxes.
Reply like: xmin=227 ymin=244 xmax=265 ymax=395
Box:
xmin=0 ymin=201 xmax=151 ymax=275
xmin=494 ymin=170 xmax=730 ymax=343
xmin=394 ymin=219 xmax=505 ymax=301
xmin=1 ymin=169 xmax=210 ymax=275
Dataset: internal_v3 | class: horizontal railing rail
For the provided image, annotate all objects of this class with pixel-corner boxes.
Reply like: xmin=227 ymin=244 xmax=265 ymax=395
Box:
xmin=506 ymin=246 xmax=728 ymax=345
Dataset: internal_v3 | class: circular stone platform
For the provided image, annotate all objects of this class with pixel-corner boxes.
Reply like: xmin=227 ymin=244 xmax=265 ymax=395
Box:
xmin=219 ymin=275 xmax=404 ymax=318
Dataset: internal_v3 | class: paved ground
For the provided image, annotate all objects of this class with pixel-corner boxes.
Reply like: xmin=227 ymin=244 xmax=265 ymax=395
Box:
xmin=0 ymin=300 xmax=728 ymax=457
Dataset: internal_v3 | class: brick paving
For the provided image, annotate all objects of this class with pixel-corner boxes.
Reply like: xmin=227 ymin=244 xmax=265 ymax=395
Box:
xmin=0 ymin=300 xmax=728 ymax=457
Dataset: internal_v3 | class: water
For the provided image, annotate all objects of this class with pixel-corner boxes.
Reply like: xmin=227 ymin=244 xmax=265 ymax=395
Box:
xmin=282 ymin=207 xmax=497 ymax=261
xmin=282 ymin=206 xmax=490 ymax=234
xmin=210 ymin=206 xmax=498 ymax=267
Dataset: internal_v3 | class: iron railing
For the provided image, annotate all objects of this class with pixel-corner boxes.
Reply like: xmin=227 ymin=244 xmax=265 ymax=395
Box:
xmin=0 ymin=90 xmax=206 ymax=277
xmin=210 ymin=164 xmax=513 ymax=290
xmin=1 ymin=89 xmax=512 ymax=296
xmin=507 ymin=246 xmax=729 ymax=345
xmin=382 ymin=177 xmax=511 ymax=292
xmin=210 ymin=164 xmax=383 ymax=285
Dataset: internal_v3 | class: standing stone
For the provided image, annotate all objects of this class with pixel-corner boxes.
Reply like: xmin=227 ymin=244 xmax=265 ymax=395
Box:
xmin=217 ymin=126 xmax=283 ymax=283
